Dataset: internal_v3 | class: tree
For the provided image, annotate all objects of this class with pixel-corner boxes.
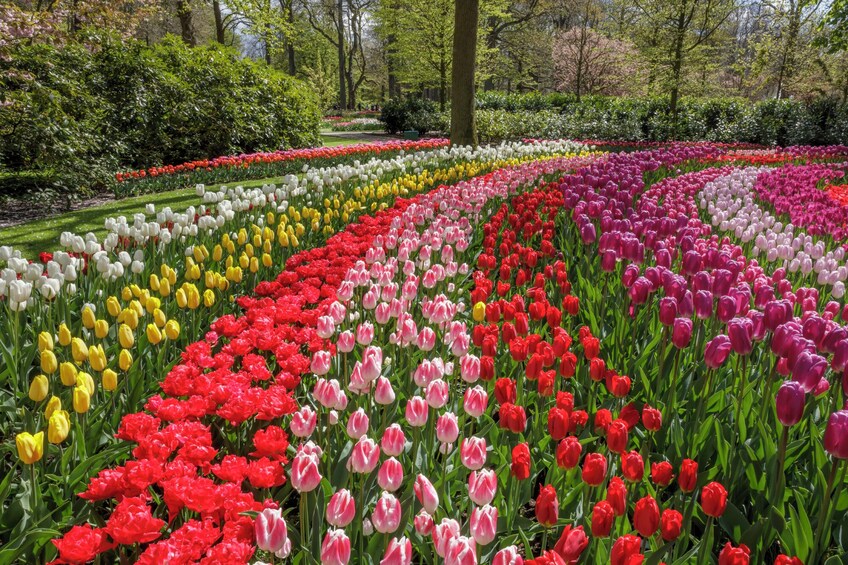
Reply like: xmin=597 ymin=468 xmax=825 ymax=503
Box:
xmin=451 ymin=0 xmax=479 ymax=146
xmin=553 ymin=27 xmax=642 ymax=98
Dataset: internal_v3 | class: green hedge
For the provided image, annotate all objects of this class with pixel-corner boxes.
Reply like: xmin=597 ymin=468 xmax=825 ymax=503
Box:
xmin=468 ymin=93 xmax=848 ymax=145
xmin=0 ymin=35 xmax=321 ymax=196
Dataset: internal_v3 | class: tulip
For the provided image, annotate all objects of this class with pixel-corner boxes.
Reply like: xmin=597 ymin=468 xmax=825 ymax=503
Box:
xmin=378 ymin=458 xmax=404 ymax=492
xmin=661 ymin=508 xmax=683 ymax=541
xmin=374 ymin=377 xmax=396 ymax=405
xmin=672 ymin=317 xmax=693 ymax=348
xmin=381 ymin=424 xmax=406 ymax=457
xmin=470 ymin=504 xmax=498 ymax=545
xmin=436 ymin=412 xmax=459 ymax=444
xmin=718 ymin=543 xmax=751 ymax=565
xmin=255 ymin=508 xmax=291 ymax=557
xmin=582 ymin=452 xmax=607 ymax=486
xmin=701 ymin=481 xmax=728 ymax=517
xmin=290 ymin=451 xmax=321 ymax=492
xmin=326 ymin=489 xmax=356 ymax=527
xmin=468 ymin=469 xmax=497 ymax=506
xmin=606 ymin=419 xmax=628 ymax=453
xmin=621 ymin=450 xmax=644 ymax=482
xmin=118 ymin=324 xmax=135 ymax=349
xmin=606 ymin=476 xmax=627 ymax=516
xmin=535 ymin=484 xmax=559 ymax=527
xmin=792 ymin=351 xmax=828 ymax=393
xmin=16 ymin=431 xmax=44 ymax=464
xmin=290 ymin=406 xmax=317 ymax=438
xmin=350 ymin=436 xmax=380 ymax=473
xmin=48 ymin=410 xmax=70 ymax=444
xmin=444 ymin=535 xmax=477 ymax=565
xmin=824 ymin=410 xmax=848 ymax=459
xmin=633 ymin=496 xmax=660 ymax=537
xmin=373 ymin=491 xmax=402 ymax=533
xmin=44 ymin=396 xmax=61 ymax=419
xmin=41 ymin=349 xmax=58 ymax=374
xmin=611 ymin=534 xmax=642 ymax=565
xmin=704 ymin=335 xmax=732 ymax=369
xmin=320 ymin=529 xmax=351 ymax=565
xmin=414 ymin=511 xmax=435 ymax=535
xmin=73 ymin=385 xmax=90 ymax=413
xmin=38 ymin=331 xmax=53 ymax=352
xmin=381 ymin=537 xmax=412 ymax=565
xmin=679 ymin=458 xmax=699 ymax=492
xmin=347 ymin=408 xmax=369 ymax=439
xmin=463 ymin=386 xmax=488 ymax=418
xmin=414 ymin=474 xmax=439 ymax=514
xmin=556 ymin=436 xmax=582 ymax=469
xmin=493 ymin=546 xmax=524 ymax=565
xmin=405 ymin=396 xmax=429 ymax=427
xmin=510 ymin=442 xmax=531 ymax=479
xmin=651 ymin=461 xmax=674 ymax=486
xmin=101 ymin=369 xmax=117 ymax=392
xmin=461 ymin=437 xmax=488 ymax=471
xmin=776 ymin=381 xmax=805 ymax=427
xmin=29 ymin=375 xmax=49 ymax=402
xmin=119 ymin=349 xmax=133 ymax=371
xmin=426 ymin=379 xmax=450 ymax=408
xmin=553 ymin=524 xmax=589 ymax=562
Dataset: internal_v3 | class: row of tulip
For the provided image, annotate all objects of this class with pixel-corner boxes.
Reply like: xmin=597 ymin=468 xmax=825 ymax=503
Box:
xmin=113 ymin=139 xmax=450 ymax=196
xmin=1 ymin=140 xmax=593 ymax=564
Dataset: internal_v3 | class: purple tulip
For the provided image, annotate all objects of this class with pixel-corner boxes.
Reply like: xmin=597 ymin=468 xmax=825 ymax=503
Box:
xmin=712 ymin=269 xmax=734 ymax=296
xmin=792 ymin=351 xmax=828 ymax=393
xmin=629 ymin=277 xmax=652 ymax=305
xmin=822 ymin=328 xmax=848 ymax=355
xmin=764 ymin=300 xmax=793 ymax=332
xmin=802 ymin=316 xmax=828 ymax=349
xmin=728 ymin=317 xmax=753 ymax=356
xmin=716 ymin=296 xmax=737 ymax=323
xmin=775 ymin=381 xmax=805 ymax=427
xmin=747 ymin=311 xmax=766 ymax=341
xmin=833 ymin=340 xmax=848 ymax=373
xmin=622 ymin=264 xmax=640 ymax=288
xmin=704 ymin=335 xmax=732 ymax=369
xmin=658 ymin=297 xmax=678 ymax=326
xmin=694 ymin=290 xmax=713 ymax=320
xmin=601 ymin=250 xmax=617 ymax=272
xmin=754 ymin=285 xmax=775 ymax=309
xmin=682 ymin=250 xmax=702 ymax=275
xmin=679 ymin=290 xmax=694 ymax=317
xmin=824 ymin=410 xmax=848 ymax=459
xmin=672 ymin=318 xmax=693 ymax=349
xmin=580 ymin=221 xmax=597 ymax=244
xmin=693 ymin=271 xmax=712 ymax=293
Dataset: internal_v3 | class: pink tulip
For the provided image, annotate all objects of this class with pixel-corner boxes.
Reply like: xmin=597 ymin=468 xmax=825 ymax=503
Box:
xmin=357 ymin=322 xmax=375 ymax=345
xmin=463 ymin=386 xmax=488 ymax=418
xmin=433 ymin=518 xmax=461 ymax=557
xmin=704 ymin=335 xmax=732 ymax=369
xmin=445 ymin=535 xmax=477 ymax=565
xmin=381 ymin=424 xmax=406 ymax=456
xmin=461 ymin=437 xmax=487 ymax=470
xmin=290 ymin=406 xmax=317 ymax=438
xmin=314 ymin=378 xmax=342 ymax=409
xmin=468 ymin=469 xmax=497 ymax=505
xmin=436 ymin=412 xmax=459 ymax=444
xmin=347 ymin=408 xmax=370 ymax=439
xmin=493 ymin=546 xmax=524 ymax=565
xmin=373 ymin=492 xmax=402 ymax=533
xmin=380 ymin=536 xmax=413 ymax=565
xmin=337 ymin=330 xmax=355 ymax=353
xmin=460 ymin=355 xmax=481 ymax=383
xmin=426 ymin=379 xmax=450 ymax=408
xmin=290 ymin=451 xmax=321 ymax=492
xmin=470 ymin=505 xmax=498 ymax=545
xmin=414 ymin=511 xmax=435 ymax=535
xmin=825 ymin=410 xmax=848 ymax=459
xmin=414 ymin=474 xmax=439 ymax=514
xmin=328 ymin=300 xmax=347 ymax=323
xmin=337 ymin=280 xmax=354 ymax=301
xmin=417 ymin=327 xmax=436 ymax=351
xmin=350 ymin=436 xmax=380 ymax=473
xmin=321 ymin=528 xmax=351 ymax=565
xmin=375 ymin=376 xmax=396 ymax=405
xmin=378 ymin=457 xmax=404 ymax=492
xmin=311 ymin=350 xmax=332 ymax=376
xmin=776 ymin=381 xmax=805 ymax=426
xmin=361 ymin=346 xmax=383 ymax=382
xmin=363 ymin=289 xmax=378 ymax=310
xmin=317 ymin=315 xmax=336 ymax=339
xmin=326 ymin=489 xmax=356 ymax=528
xmin=255 ymin=508 xmax=291 ymax=557
xmin=405 ymin=396 xmax=429 ymax=427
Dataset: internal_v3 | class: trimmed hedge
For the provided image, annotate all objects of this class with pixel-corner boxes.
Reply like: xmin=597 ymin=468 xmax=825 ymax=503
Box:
xmin=465 ymin=93 xmax=848 ymax=145
xmin=0 ymin=35 xmax=322 ymax=196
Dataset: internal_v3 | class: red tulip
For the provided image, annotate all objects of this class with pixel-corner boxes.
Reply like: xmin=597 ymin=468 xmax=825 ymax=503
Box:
xmin=548 ymin=407 xmax=569 ymax=440
xmin=651 ymin=461 xmax=674 ymax=487
xmin=679 ymin=458 xmax=698 ymax=493
xmin=556 ymin=437 xmax=582 ymax=469
xmin=641 ymin=405 xmax=662 ymax=431
xmin=660 ymin=508 xmax=683 ymax=541
xmin=535 ymin=484 xmax=559 ymax=527
xmin=701 ymin=482 xmax=728 ymax=517
xmin=591 ymin=500 xmax=615 ymax=537
xmin=610 ymin=535 xmax=643 ymax=565
xmin=606 ymin=476 xmax=627 ymax=516
xmin=582 ymin=453 xmax=607 ymax=486
xmin=607 ymin=419 xmax=629 ymax=454
xmin=621 ymin=451 xmax=644 ymax=482
xmin=511 ymin=443 xmax=531 ymax=480
xmin=718 ymin=542 xmax=750 ymax=565
xmin=552 ymin=524 xmax=588 ymax=562
xmin=633 ymin=496 xmax=660 ymax=537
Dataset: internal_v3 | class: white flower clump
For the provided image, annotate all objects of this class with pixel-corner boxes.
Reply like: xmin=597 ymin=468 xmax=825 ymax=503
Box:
xmin=699 ymin=166 xmax=848 ymax=297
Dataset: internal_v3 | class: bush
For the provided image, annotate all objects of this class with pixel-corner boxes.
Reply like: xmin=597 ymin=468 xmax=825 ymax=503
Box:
xmin=0 ymin=34 xmax=321 ymax=197
xmin=381 ymin=97 xmax=437 ymax=135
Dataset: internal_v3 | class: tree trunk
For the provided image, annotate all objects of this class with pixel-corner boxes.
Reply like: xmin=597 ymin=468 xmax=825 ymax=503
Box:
xmin=482 ymin=21 xmax=498 ymax=91
xmin=669 ymin=14 xmax=686 ymax=132
xmin=439 ymin=59 xmax=447 ymax=111
xmin=776 ymin=3 xmax=801 ymax=100
xmin=450 ymin=0 xmax=479 ymax=146
xmin=213 ymin=0 xmax=225 ymax=44
xmin=387 ymin=34 xmax=398 ymax=98
xmin=337 ymin=0 xmax=347 ymax=109
xmin=287 ymin=1 xmax=296 ymax=75
xmin=176 ymin=0 xmax=197 ymax=47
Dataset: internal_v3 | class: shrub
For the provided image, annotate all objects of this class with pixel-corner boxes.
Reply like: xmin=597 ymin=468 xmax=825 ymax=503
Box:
xmin=380 ymin=97 xmax=437 ymax=135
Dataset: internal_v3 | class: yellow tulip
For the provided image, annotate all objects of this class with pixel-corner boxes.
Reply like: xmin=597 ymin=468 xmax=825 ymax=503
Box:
xmin=48 ymin=411 xmax=70 ymax=444
xmin=176 ymin=288 xmax=188 ymax=308
xmin=16 ymin=431 xmax=43 ymax=464
xmin=94 ymin=319 xmax=109 ymax=339
xmin=146 ymin=297 xmax=161 ymax=314
xmin=217 ymin=278 xmax=229 ymax=292
xmin=262 ymin=253 xmax=273 ymax=268
xmin=212 ymin=244 xmax=223 ymax=262
xmin=60 ymin=362 xmax=77 ymax=386
xmin=249 ymin=256 xmax=259 ymax=273
xmin=167 ymin=268 xmax=176 ymax=286
xmin=239 ymin=253 xmax=249 ymax=269
xmin=290 ymin=234 xmax=299 ymax=248
xmin=88 ymin=345 xmax=107 ymax=372
xmin=164 ymin=320 xmax=180 ymax=340
xmin=160 ymin=263 xmax=170 ymax=278
xmin=58 ymin=323 xmax=72 ymax=346
xmin=252 ymin=234 xmax=261 ymax=248
xmin=193 ymin=246 xmax=205 ymax=263
xmin=106 ymin=296 xmax=121 ymax=317
xmin=159 ymin=277 xmax=171 ymax=297
xmin=81 ymin=306 xmax=96 ymax=329
xmin=73 ymin=386 xmax=90 ymax=413
xmin=202 ymin=289 xmax=214 ymax=307
xmin=102 ymin=369 xmax=118 ymax=391
xmin=188 ymin=264 xmax=201 ymax=281
xmin=71 ymin=338 xmax=88 ymax=363
xmin=245 ymin=243 xmax=254 ymax=258
xmin=119 ymin=349 xmax=133 ymax=371
xmin=278 ymin=231 xmax=289 ymax=247
xmin=149 ymin=273 xmax=160 ymax=292
xmin=130 ymin=299 xmax=144 ymax=318
xmin=29 ymin=375 xmax=49 ymax=402
xmin=41 ymin=349 xmax=58 ymax=373
xmin=44 ymin=395 xmax=61 ymax=419
xmin=262 ymin=239 xmax=272 ymax=254
xmin=153 ymin=308 xmax=166 ymax=328
xmin=38 ymin=331 xmax=53 ymax=352
xmin=473 ymin=302 xmax=486 ymax=322
xmin=187 ymin=286 xmax=200 ymax=310
xmin=138 ymin=290 xmax=150 ymax=309
xmin=118 ymin=323 xmax=135 ymax=348
xmin=237 ymin=228 xmax=247 ymax=245
xmin=76 ymin=371 xmax=95 ymax=395
xmin=120 ymin=307 xmax=139 ymax=330
xmin=226 ymin=240 xmax=235 ymax=255
xmin=266 ymin=211 xmax=275 ymax=225
xmin=121 ymin=286 xmax=133 ymax=301
xmin=146 ymin=323 xmax=162 ymax=345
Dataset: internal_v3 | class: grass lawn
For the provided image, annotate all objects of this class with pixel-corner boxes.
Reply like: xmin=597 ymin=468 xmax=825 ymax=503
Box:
xmin=0 ymin=134 xmax=382 ymax=259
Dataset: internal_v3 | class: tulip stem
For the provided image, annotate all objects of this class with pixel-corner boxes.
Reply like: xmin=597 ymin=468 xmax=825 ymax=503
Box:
xmin=812 ymin=459 xmax=843 ymax=564
xmin=29 ymin=464 xmax=37 ymax=519
xmin=757 ymin=352 xmax=777 ymax=423
xmin=541 ymin=527 xmax=548 ymax=553
xmin=696 ymin=516 xmax=713 ymax=565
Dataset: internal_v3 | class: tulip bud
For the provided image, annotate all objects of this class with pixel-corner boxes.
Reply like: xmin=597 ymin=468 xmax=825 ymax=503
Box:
xmin=29 ymin=374 xmax=49 ymax=401
xmin=48 ymin=410 xmax=70 ymax=444
xmin=414 ymin=475 xmax=439 ymax=514
xmin=119 ymin=349 xmax=133 ymax=371
xmin=146 ymin=323 xmax=162 ymax=345
xmin=16 ymin=431 xmax=44 ymax=464
xmin=38 ymin=331 xmax=53 ymax=352
xmin=164 ymin=319 xmax=180 ymax=340
xmin=57 ymin=323 xmax=72 ymax=346
xmin=44 ymin=395 xmax=61 ymax=419
xmin=255 ymin=508 xmax=291 ymax=557
xmin=776 ymin=381 xmax=805 ymax=427
xmin=102 ymin=368 xmax=118 ymax=391
xmin=41 ymin=349 xmax=58 ymax=374
xmin=326 ymin=489 xmax=356 ymax=528
xmin=73 ymin=385 xmax=90 ymax=413
xmin=81 ymin=307 xmax=96 ymax=329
